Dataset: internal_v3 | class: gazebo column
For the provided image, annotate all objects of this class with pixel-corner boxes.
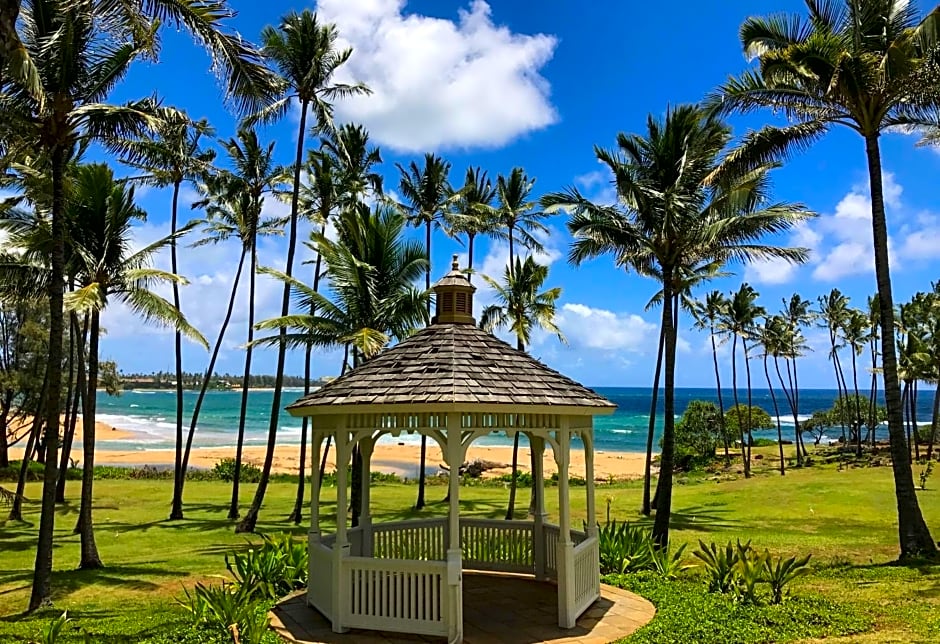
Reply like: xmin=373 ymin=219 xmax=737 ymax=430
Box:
xmin=584 ymin=429 xmax=597 ymax=538
xmin=444 ymin=415 xmax=464 ymax=644
xmin=530 ymin=433 xmax=549 ymax=580
xmin=555 ymin=423 xmax=577 ymax=629
xmin=307 ymin=431 xmax=323 ymax=609
xmin=331 ymin=428 xmax=351 ymax=634
xmin=358 ymin=436 xmax=374 ymax=557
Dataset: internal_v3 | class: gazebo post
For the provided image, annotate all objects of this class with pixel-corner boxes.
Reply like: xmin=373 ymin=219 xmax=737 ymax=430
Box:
xmin=359 ymin=436 xmax=374 ymax=557
xmin=530 ymin=433 xmax=548 ymax=580
xmin=584 ymin=429 xmax=597 ymax=538
xmin=444 ymin=414 xmax=464 ymax=644
xmin=309 ymin=431 xmax=323 ymax=543
xmin=331 ymin=427 xmax=350 ymax=634
xmin=555 ymin=421 xmax=577 ymax=629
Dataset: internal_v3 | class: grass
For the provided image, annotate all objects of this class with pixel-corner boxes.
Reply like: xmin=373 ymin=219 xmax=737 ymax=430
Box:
xmin=1 ymin=458 xmax=940 ymax=642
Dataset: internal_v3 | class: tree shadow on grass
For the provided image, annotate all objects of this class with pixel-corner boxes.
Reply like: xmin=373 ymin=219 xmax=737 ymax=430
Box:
xmin=624 ymin=503 xmax=741 ymax=534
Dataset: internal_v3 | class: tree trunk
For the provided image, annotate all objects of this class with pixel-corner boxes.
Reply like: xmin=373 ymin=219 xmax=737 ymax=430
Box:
xmin=764 ymin=355 xmax=785 ymax=475
xmin=29 ymin=143 xmax=65 ymax=612
xmin=731 ymin=334 xmax=748 ymax=477
xmin=467 ymin=233 xmax=475 ymax=283
xmin=176 ymin=248 xmax=246 ymax=516
xmin=864 ymin=134 xmax=935 ymax=558
xmin=651 ymin=270 xmax=676 ymax=548
xmin=10 ymin=369 xmax=47 ymax=522
xmin=318 ymin=348 xmax=349 ymax=486
xmin=504 ymin=336 xmax=526 ymax=519
xmin=912 ymin=382 xmax=921 ymax=462
xmin=784 ymin=356 xmax=805 ymax=463
xmin=290 ymin=237 xmax=324 ymax=524
xmin=415 ymin=220 xmax=433 ymax=511
xmin=77 ymin=309 xmax=103 ymax=569
xmin=229 ymin=247 xmax=257 ymax=520
xmin=711 ymin=324 xmax=730 ymax=465
xmin=237 ymin=99 xmax=309 ymax=533
xmin=641 ymin=324 xmax=665 ymax=516
xmin=792 ymin=352 xmax=807 ymax=458
xmin=0 ymin=1 xmax=22 ymax=89
xmin=170 ymin=180 xmax=186 ymax=521
xmin=852 ymin=348 xmax=863 ymax=457
xmin=903 ymin=381 xmax=912 ymax=455
xmin=928 ymin=378 xmax=939 ymax=462
xmin=57 ymin=313 xmax=87 ymax=502
xmin=743 ymin=338 xmax=754 ymax=467
xmin=868 ymin=333 xmax=879 ymax=447
xmin=0 ymin=391 xmax=10 ymax=469
xmin=830 ymin=332 xmax=848 ymax=443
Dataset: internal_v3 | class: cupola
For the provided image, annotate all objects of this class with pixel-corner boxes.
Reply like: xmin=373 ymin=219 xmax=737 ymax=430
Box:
xmin=432 ymin=254 xmax=475 ymax=325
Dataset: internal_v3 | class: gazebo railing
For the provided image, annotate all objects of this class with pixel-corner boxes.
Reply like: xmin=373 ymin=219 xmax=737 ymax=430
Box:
xmin=372 ymin=519 xmax=446 ymax=561
xmin=308 ymin=540 xmax=334 ymax=619
xmin=343 ymin=556 xmax=449 ymax=637
xmin=571 ymin=535 xmax=600 ymax=618
xmin=460 ymin=519 xmax=534 ymax=573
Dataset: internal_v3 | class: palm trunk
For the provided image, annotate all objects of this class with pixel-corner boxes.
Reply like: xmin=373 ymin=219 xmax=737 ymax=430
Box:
xmin=785 ymin=356 xmax=805 ymax=461
xmin=928 ymin=377 xmax=939 ymax=462
xmin=852 ymin=349 xmax=863 ymax=457
xmin=229 ymin=247 xmax=257 ymax=520
xmin=865 ymin=134 xmax=935 ymax=557
xmin=773 ymin=355 xmax=799 ymax=464
xmin=237 ymin=99 xmax=309 ymax=533
xmin=830 ymin=333 xmax=848 ymax=443
xmin=10 ymin=369 xmax=47 ymax=522
xmin=903 ymin=381 xmax=912 ymax=454
xmin=290 ymin=239 xmax=324 ymax=524
xmin=731 ymin=334 xmax=748 ymax=477
xmin=0 ymin=392 xmax=10 ymax=469
xmin=651 ymin=295 xmax=679 ymax=512
xmin=415 ymin=220 xmax=433 ymax=511
xmin=743 ymin=338 xmax=754 ymax=467
xmin=175 ymin=249 xmax=247 ymax=517
xmin=59 ymin=300 xmax=76 ymax=473
xmin=467 ymin=233 xmax=475 ymax=282
xmin=57 ymin=313 xmax=87 ymax=502
xmin=505 ymin=336 xmax=525 ymax=519
xmin=651 ymin=270 xmax=676 ymax=548
xmin=318 ymin=347 xmax=349 ymax=486
xmin=641 ymin=324 xmax=665 ymax=516
xmin=913 ymin=382 xmax=921 ymax=462
xmin=711 ymin=324 xmax=730 ymax=465
xmin=170 ymin=181 xmax=186 ymax=521
xmin=792 ymin=350 xmax=806 ymax=458
xmin=77 ymin=309 xmax=103 ymax=569
xmin=29 ymin=143 xmax=65 ymax=612
xmin=765 ymin=354 xmax=785 ymax=475
xmin=868 ymin=337 xmax=879 ymax=447
xmin=0 ymin=1 xmax=21 ymax=89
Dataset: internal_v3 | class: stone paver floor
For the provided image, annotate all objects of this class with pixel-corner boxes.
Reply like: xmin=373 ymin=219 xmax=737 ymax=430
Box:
xmin=272 ymin=572 xmax=656 ymax=643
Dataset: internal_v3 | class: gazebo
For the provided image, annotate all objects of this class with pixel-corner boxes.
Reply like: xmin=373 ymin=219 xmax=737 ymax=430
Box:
xmin=286 ymin=256 xmax=616 ymax=643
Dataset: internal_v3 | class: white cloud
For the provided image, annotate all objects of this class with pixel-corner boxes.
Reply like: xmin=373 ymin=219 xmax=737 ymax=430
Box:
xmin=555 ymin=303 xmax=657 ymax=352
xmin=317 ymin=0 xmax=558 ymax=152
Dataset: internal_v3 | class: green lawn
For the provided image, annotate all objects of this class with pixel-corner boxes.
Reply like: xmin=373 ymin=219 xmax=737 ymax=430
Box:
xmin=1 ymin=462 xmax=940 ymax=642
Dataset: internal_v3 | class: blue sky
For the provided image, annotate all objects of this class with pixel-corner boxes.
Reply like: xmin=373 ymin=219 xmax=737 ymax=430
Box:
xmin=96 ymin=0 xmax=940 ymax=389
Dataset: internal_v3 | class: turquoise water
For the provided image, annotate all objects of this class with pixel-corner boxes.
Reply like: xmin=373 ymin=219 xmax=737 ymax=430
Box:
xmin=95 ymin=387 xmax=935 ymax=453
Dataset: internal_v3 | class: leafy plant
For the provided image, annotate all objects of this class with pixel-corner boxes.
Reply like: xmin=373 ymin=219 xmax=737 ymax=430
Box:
xmin=214 ymin=458 xmax=262 ymax=483
xmin=648 ymin=542 xmax=690 ymax=580
xmin=919 ymin=462 xmax=934 ymax=491
xmin=735 ymin=542 xmax=766 ymax=604
xmin=596 ymin=521 xmax=654 ymax=574
xmin=37 ymin=612 xmax=71 ymax=644
xmin=693 ymin=540 xmax=744 ymax=594
xmin=225 ymin=533 xmax=308 ymax=600
xmin=181 ymin=581 xmax=271 ymax=644
xmin=762 ymin=553 xmax=812 ymax=604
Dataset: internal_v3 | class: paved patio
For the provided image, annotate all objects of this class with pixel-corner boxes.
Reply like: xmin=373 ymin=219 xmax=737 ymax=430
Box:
xmin=271 ymin=572 xmax=656 ymax=644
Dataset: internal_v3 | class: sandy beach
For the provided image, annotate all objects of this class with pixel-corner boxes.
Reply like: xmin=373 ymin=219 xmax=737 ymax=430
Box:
xmin=7 ymin=416 xmax=650 ymax=481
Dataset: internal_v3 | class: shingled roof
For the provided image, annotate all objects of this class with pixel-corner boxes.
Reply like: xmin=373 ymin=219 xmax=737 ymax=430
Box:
xmin=286 ymin=323 xmax=615 ymax=412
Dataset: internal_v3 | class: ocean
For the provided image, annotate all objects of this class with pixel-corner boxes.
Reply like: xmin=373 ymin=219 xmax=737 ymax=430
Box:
xmin=96 ymin=387 xmax=938 ymax=454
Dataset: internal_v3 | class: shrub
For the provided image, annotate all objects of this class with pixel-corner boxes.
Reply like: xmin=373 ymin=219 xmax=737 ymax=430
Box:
xmin=762 ymin=553 xmax=812 ymax=604
xmin=225 ymin=533 xmax=308 ymax=600
xmin=693 ymin=540 xmax=812 ymax=604
xmin=693 ymin=540 xmax=745 ymax=594
xmin=672 ymin=400 xmax=722 ymax=468
xmin=181 ymin=581 xmax=271 ymax=644
xmin=214 ymin=458 xmax=262 ymax=483
xmin=596 ymin=521 xmax=654 ymax=574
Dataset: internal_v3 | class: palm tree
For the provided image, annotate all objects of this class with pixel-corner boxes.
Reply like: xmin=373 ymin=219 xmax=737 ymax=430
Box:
xmin=238 ymin=10 xmax=369 ymax=533
xmin=692 ymin=291 xmax=731 ymax=466
xmin=256 ymin=204 xmax=429 ymax=525
xmin=66 ymin=163 xmax=205 ymax=568
xmin=721 ymin=283 xmax=765 ymax=477
xmin=396 ymin=152 xmax=451 ymax=510
xmin=867 ymin=294 xmax=882 ymax=447
xmin=3 ymin=0 xmax=162 ymax=610
xmin=842 ymin=309 xmax=873 ymax=456
xmin=713 ymin=0 xmax=940 ymax=558
xmin=781 ymin=294 xmax=814 ymax=460
xmin=758 ymin=317 xmax=786 ymax=475
xmin=818 ymin=289 xmax=851 ymax=444
xmin=116 ymin=110 xmax=215 ymax=521
xmin=496 ymin=168 xmax=547 ymax=276
xmin=187 ymin=127 xmax=285 ymax=520
xmin=181 ymin=123 xmax=287 ymax=519
xmin=480 ymin=256 xmax=565 ymax=520
xmin=447 ymin=166 xmax=498 ymax=281
xmin=542 ymin=104 xmax=811 ymax=547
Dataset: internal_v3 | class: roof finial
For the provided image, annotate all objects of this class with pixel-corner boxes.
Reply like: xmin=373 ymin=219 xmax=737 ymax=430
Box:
xmin=451 ymin=253 xmax=459 ymax=270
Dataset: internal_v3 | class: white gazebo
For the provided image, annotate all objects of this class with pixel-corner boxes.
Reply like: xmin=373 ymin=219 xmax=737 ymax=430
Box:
xmin=286 ymin=257 xmax=616 ymax=643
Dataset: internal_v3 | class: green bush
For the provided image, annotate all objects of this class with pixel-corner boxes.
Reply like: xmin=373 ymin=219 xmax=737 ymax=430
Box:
xmin=692 ymin=540 xmax=813 ymax=604
xmin=213 ymin=458 xmax=262 ymax=483
xmin=672 ymin=400 xmax=722 ymax=469
xmin=607 ymin=572 xmax=871 ymax=644
xmin=225 ymin=534 xmax=308 ymax=600
xmin=596 ymin=521 xmax=654 ymax=574
xmin=181 ymin=581 xmax=272 ymax=644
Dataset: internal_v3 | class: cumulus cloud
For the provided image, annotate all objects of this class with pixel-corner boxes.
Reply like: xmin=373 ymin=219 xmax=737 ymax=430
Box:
xmin=317 ymin=0 xmax=558 ymax=152
xmin=554 ymin=303 xmax=657 ymax=352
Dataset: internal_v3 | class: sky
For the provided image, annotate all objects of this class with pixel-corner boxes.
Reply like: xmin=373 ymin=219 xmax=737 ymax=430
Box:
xmin=93 ymin=0 xmax=940 ymax=389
